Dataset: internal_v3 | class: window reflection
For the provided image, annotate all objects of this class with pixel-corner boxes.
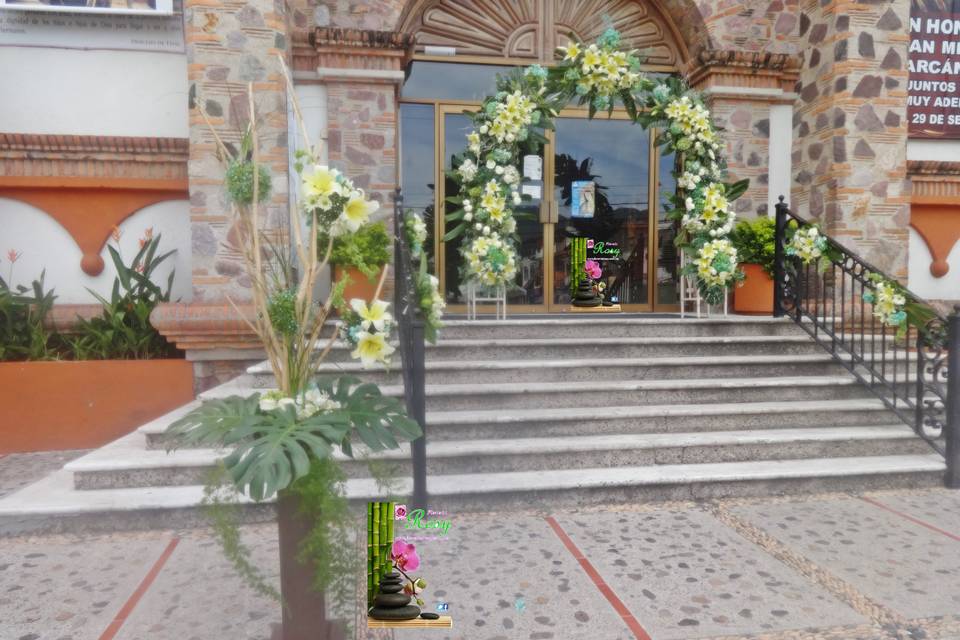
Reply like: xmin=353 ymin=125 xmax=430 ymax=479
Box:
xmin=399 ymin=104 xmax=436 ymax=275
xmin=402 ymin=62 xmax=514 ymax=102
xmin=553 ymin=118 xmax=650 ymax=306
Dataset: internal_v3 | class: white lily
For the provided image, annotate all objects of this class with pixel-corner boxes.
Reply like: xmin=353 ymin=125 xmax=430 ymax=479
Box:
xmin=350 ymin=298 xmax=392 ymax=331
xmin=351 ymin=331 xmax=396 ymax=368
xmin=341 ymin=190 xmax=379 ymax=232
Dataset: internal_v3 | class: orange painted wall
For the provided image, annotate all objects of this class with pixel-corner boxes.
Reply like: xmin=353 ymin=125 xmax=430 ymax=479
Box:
xmin=0 ymin=359 xmax=194 ymax=453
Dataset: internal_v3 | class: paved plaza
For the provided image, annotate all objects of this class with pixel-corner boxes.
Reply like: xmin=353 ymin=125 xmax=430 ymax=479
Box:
xmin=1 ymin=453 xmax=959 ymax=640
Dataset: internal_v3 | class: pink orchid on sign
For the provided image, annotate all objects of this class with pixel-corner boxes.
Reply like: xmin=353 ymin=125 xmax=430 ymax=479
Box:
xmin=390 ymin=539 xmax=420 ymax=572
xmin=584 ymin=259 xmax=602 ymax=280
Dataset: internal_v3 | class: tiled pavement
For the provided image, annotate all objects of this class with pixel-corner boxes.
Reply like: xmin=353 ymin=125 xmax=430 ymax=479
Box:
xmin=0 ymin=450 xmax=89 ymax=499
xmin=2 ymin=487 xmax=960 ymax=640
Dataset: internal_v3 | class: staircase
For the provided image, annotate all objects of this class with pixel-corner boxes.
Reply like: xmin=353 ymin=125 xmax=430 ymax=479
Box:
xmin=0 ymin=316 xmax=945 ymax=535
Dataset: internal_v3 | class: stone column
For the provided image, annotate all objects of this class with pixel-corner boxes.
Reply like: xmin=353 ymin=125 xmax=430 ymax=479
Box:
xmin=687 ymin=51 xmax=802 ymax=218
xmin=791 ymin=0 xmax=911 ymax=277
xmin=299 ymin=28 xmax=414 ymax=301
xmin=152 ymin=0 xmax=292 ymax=390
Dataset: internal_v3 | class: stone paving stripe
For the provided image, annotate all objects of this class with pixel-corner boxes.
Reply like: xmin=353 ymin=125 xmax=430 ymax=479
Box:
xmin=710 ymin=504 xmax=904 ymax=627
xmin=98 ymin=536 xmax=180 ymax=640
xmin=859 ymin=495 xmax=960 ymax=542
xmin=545 ymin=515 xmax=653 ymax=640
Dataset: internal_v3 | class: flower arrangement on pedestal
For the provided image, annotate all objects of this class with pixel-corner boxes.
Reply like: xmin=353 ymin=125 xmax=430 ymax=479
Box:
xmin=446 ymin=28 xmax=750 ymax=306
xmin=165 ymin=61 xmax=422 ymax=637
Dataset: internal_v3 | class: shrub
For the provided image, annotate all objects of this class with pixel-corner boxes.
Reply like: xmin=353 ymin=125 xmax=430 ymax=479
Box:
xmin=322 ymin=222 xmax=391 ymax=280
xmin=731 ymin=216 xmax=776 ymax=277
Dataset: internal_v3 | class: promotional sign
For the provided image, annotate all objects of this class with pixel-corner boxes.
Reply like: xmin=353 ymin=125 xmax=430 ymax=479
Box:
xmin=586 ymin=239 xmax=622 ymax=262
xmin=908 ymin=0 xmax=960 ymax=138
xmin=570 ymin=180 xmax=596 ymax=219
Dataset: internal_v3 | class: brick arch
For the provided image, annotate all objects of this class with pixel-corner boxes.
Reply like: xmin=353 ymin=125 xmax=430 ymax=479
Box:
xmin=395 ymin=0 xmax=712 ymax=68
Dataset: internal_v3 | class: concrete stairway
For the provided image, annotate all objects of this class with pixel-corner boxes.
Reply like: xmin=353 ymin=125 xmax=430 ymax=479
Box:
xmin=0 ymin=316 xmax=945 ymax=534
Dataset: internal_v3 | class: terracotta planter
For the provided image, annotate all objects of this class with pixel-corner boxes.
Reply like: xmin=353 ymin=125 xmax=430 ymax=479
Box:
xmin=334 ymin=265 xmax=384 ymax=302
xmin=0 ymin=359 xmax=193 ymax=453
xmin=734 ymin=263 xmax=774 ymax=314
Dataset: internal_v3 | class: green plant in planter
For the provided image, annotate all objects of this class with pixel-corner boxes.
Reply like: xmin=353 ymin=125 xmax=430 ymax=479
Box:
xmin=0 ymin=266 xmax=61 ymax=362
xmin=731 ymin=216 xmax=776 ymax=277
xmin=321 ymin=221 xmax=391 ymax=281
xmin=70 ymin=232 xmax=179 ymax=360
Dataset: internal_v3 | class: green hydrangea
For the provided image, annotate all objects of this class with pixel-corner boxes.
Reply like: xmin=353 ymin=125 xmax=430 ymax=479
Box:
xmin=226 ymin=161 xmax=272 ymax=205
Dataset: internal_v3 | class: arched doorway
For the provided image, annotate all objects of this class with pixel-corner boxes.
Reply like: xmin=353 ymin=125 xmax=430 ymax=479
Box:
xmin=397 ymin=0 xmax=689 ymax=311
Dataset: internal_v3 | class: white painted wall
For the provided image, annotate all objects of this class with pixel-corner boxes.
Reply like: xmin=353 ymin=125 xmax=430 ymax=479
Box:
xmin=908 ymin=227 xmax=960 ymax=300
xmin=767 ymin=103 xmax=793 ymax=215
xmin=905 ymin=138 xmax=960 ymax=300
xmin=0 ymin=198 xmax=192 ymax=304
xmin=0 ymin=46 xmax=188 ymax=138
xmin=907 ymin=139 xmax=960 ymax=162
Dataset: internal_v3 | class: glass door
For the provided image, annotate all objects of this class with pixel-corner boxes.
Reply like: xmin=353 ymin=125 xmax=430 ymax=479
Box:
xmin=548 ymin=112 xmax=679 ymax=311
xmin=432 ymin=104 xmax=679 ymax=312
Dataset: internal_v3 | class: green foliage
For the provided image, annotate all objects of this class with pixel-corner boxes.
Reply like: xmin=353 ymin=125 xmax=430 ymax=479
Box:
xmin=71 ymin=234 xmax=178 ymax=360
xmin=226 ymin=160 xmax=273 ymax=205
xmin=166 ymin=376 xmax=421 ymax=501
xmin=267 ymin=288 xmax=298 ymax=337
xmin=0 ymin=270 xmax=62 ymax=361
xmin=287 ymin=457 xmax=356 ymax=630
xmin=202 ymin=465 xmax=283 ymax=603
xmin=322 ymin=222 xmax=391 ymax=280
xmin=731 ymin=216 xmax=777 ymax=277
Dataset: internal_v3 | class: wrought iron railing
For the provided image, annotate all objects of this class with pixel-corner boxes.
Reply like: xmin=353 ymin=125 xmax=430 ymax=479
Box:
xmin=392 ymin=188 xmax=428 ymax=508
xmin=773 ymin=197 xmax=958 ymax=487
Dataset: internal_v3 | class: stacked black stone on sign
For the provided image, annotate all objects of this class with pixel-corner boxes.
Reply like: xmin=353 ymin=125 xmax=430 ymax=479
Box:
xmin=368 ymin=571 xmax=420 ymax=620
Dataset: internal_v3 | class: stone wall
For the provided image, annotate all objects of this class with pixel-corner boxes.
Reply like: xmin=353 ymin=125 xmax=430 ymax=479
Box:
xmin=184 ymin=0 xmax=291 ymax=304
xmin=790 ymin=0 xmax=911 ymax=277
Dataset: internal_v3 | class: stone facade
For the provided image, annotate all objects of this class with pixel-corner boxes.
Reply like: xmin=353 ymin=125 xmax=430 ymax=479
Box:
xmin=790 ymin=0 xmax=912 ymax=278
xmin=148 ymin=0 xmax=955 ymax=381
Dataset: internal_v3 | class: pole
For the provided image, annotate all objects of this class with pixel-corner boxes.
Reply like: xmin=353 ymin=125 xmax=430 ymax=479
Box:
xmin=773 ymin=195 xmax=787 ymax=318
xmin=946 ymin=305 xmax=960 ymax=488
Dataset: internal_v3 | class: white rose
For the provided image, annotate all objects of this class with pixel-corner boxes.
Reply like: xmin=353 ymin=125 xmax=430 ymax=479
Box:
xmin=479 ymin=125 xmax=489 ymax=134
xmin=483 ymin=225 xmax=491 ymax=235
xmin=486 ymin=160 xmax=495 ymax=169
xmin=464 ymin=212 xmax=473 ymax=221
xmin=475 ymin=223 xmax=483 ymax=231
xmin=494 ymin=165 xmax=504 ymax=175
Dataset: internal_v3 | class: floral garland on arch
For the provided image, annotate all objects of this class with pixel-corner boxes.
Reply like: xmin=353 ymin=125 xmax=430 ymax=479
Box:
xmin=445 ymin=28 xmax=750 ymax=305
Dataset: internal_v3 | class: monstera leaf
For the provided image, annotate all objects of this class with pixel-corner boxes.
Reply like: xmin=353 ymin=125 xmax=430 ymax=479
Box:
xmin=165 ymin=376 xmax=422 ymax=501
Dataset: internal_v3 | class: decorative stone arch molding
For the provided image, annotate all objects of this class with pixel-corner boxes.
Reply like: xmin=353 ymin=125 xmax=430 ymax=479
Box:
xmin=395 ymin=0 xmax=706 ymax=68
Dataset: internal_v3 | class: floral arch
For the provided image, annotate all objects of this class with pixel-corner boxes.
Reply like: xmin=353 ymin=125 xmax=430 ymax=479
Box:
xmin=438 ymin=28 xmax=747 ymax=305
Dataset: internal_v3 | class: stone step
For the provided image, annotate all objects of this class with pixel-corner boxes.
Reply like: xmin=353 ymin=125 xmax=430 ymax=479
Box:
xmin=425 ymin=317 xmax=811 ymax=339
xmin=143 ymin=397 xmax=902 ymax=449
xmin=215 ymin=375 xmax=881 ymax=412
xmin=318 ymin=335 xmax=829 ymax=362
xmin=0 ymin=454 xmax=944 ymax=535
xmin=69 ymin=425 xmax=928 ymax=490
xmin=246 ymin=354 xmax=849 ymax=387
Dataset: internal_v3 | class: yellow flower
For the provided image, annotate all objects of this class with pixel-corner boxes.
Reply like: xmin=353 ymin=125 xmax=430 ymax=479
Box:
xmin=561 ymin=41 xmax=581 ymax=61
xmin=350 ymin=298 xmax=391 ymax=331
xmin=582 ymin=45 xmax=601 ymax=69
xmin=341 ymin=190 xmax=379 ymax=232
xmin=302 ymin=165 xmax=342 ymax=199
xmin=351 ymin=331 xmax=395 ymax=368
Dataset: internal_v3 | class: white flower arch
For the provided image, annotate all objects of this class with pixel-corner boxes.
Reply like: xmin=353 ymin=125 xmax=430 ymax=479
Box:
xmin=444 ymin=28 xmax=749 ymax=305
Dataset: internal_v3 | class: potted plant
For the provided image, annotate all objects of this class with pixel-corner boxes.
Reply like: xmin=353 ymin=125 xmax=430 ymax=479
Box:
xmin=167 ymin=66 xmax=425 ymax=640
xmin=731 ymin=216 xmax=776 ymax=314
xmin=0 ymin=236 xmax=193 ymax=454
xmin=322 ymin=221 xmax=391 ymax=302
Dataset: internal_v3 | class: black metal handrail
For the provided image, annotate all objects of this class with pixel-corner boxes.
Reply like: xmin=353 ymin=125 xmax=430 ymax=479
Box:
xmin=773 ymin=197 xmax=958 ymax=487
xmin=392 ymin=188 xmax=428 ymax=509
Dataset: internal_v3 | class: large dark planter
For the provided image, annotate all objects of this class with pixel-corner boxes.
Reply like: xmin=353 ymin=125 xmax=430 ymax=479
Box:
xmin=277 ymin=492 xmax=346 ymax=640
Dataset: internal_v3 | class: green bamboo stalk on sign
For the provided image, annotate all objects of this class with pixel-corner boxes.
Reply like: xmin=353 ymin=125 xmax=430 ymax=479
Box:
xmin=379 ymin=502 xmax=388 ymax=584
xmin=366 ymin=502 xmax=374 ymax=606
xmin=371 ymin=502 xmax=380 ymax=607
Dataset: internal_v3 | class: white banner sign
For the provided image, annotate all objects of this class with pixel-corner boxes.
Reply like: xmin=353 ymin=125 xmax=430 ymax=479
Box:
xmin=0 ymin=7 xmax=183 ymax=51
